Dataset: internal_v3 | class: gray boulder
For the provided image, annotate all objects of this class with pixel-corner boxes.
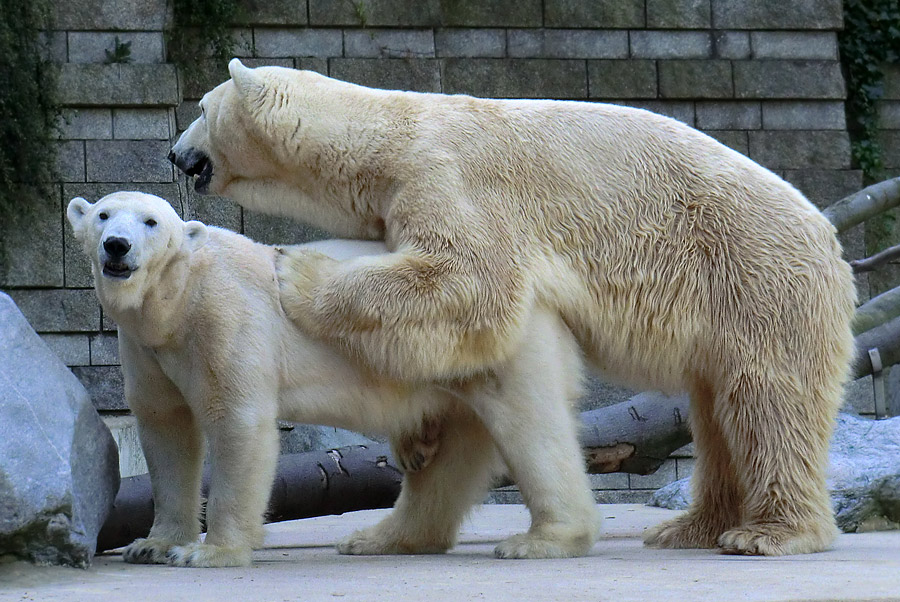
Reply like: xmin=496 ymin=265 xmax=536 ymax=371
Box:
xmin=0 ymin=292 xmax=119 ymax=567
xmin=648 ymin=413 xmax=900 ymax=533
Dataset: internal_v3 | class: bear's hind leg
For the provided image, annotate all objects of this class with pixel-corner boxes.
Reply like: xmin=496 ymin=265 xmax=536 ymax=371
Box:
xmin=337 ymin=410 xmax=500 ymax=555
xmin=715 ymin=372 xmax=838 ymax=556
xmin=644 ymin=379 xmax=743 ymax=549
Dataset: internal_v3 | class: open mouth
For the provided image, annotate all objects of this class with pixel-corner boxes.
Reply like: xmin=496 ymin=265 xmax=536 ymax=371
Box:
xmin=189 ymin=157 xmax=213 ymax=194
xmin=102 ymin=261 xmax=134 ymax=279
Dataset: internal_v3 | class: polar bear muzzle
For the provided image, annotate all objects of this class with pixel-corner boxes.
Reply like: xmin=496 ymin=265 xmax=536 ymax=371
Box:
xmin=102 ymin=236 xmax=135 ymax=279
xmin=168 ymin=148 xmax=213 ymax=194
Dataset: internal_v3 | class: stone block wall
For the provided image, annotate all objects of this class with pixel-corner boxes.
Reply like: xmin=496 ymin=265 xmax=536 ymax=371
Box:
xmin=1 ymin=0 xmax=881 ymax=499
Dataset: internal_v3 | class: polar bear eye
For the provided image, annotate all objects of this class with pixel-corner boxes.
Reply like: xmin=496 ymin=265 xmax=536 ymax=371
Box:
xmin=99 ymin=212 xmax=108 ymax=221
xmin=144 ymin=218 xmax=157 ymax=227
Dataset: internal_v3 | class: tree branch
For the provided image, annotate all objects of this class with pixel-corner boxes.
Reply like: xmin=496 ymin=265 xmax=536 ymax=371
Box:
xmin=853 ymin=285 xmax=900 ymax=335
xmin=850 ymin=243 xmax=900 ymax=274
xmin=823 ymin=177 xmax=900 ymax=234
xmin=851 ymin=314 xmax=900 ymax=380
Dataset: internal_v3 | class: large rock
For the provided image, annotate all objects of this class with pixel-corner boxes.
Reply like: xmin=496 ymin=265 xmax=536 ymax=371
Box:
xmin=648 ymin=413 xmax=900 ymax=533
xmin=0 ymin=292 xmax=119 ymax=567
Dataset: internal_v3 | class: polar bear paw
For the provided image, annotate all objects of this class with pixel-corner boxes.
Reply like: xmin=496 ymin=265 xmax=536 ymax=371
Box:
xmin=643 ymin=514 xmax=722 ymax=549
xmin=274 ymin=247 xmax=336 ymax=334
xmin=122 ymin=537 xmax=178 ymax=564
xmin=717 ymin=522 xmax=837 ymax=556
xmin=494 ymin=526 xmax=596 ymax=559
xmin=165 ymin=542 xmax=253 ymax=567
xmin=337 ymin=527 xmax=450 ymax=555
xmin=393 ymin=418 xmax=442 ymax=473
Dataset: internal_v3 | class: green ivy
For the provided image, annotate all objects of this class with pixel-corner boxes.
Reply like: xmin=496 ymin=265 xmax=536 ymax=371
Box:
xmin=0 ymin=0 xmax=59 ymax=219
xmin=839 ymin=0 xmax=900 ymax=184
xmin=167 ymin=0 xmax=243 ymax=67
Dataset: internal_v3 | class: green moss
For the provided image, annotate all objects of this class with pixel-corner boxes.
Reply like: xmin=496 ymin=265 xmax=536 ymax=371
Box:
xmin=167 ymin=0 xmax=244 ymax=68
xmin=0 ymin=0 xmax=60 ymax=219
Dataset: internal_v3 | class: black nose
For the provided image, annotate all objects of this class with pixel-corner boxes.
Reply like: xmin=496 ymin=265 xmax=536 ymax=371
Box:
xmin=103 ymin=236 xmax=131 ymax=258
xmin=167 ymin=150 xmax=177 ymax=165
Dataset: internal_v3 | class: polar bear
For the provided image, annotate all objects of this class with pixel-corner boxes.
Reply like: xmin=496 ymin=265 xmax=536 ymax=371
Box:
xmin=67 ymin=191 xmax=598 ymax=566
xmin=169 ymin=60 xmax=858 ymax=556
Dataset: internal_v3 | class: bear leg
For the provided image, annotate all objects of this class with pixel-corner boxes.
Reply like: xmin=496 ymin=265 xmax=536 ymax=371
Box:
xmin=168 ymin=409 xmax=280 ymax=567
xmin=337 ymin=410 xmax=500 ymax=555
xmin=644 ymin=380 xmax=743 ymax=549
xmin=715 ymin=373 xmax=838 ymax=556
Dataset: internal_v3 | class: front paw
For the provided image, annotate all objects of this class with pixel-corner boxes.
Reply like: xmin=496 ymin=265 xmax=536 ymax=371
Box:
xmin=166 ymin=542 xmax=253 ymax=567
xmin=123 ymin=537 xmax=180 ymax=564
xmin=274 ymin=248 xmax=335 ymax=333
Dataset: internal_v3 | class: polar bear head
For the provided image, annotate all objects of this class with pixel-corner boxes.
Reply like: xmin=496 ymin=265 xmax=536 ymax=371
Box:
xmin=67 ymin=191 xmax=208 ymax=309
xmin=168 ymin=59 xmax=386 ymax=239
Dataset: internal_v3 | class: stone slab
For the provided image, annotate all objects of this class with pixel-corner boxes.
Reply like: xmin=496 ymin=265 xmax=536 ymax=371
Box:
xmin=442 ymin=58 xmax=587 ymax=99
xmin=435 ymin=29 xmax=506 ymax=58
xmin=588 ymin=60 xmax=657 ymax=99
xmin=734 ymin=60 xmax=845 ymax=100
xmin=507 ymin=29 xmax=628 ymax=59
xmin=329 ymin=58 xmax=441 ymax=93
xmin=544 ymin=0 xmax=645 ymax=28
xmin=712 ymin=0 xmax=844 ymax=30
xmin=58 ymin=64 xmax=179 ymax=107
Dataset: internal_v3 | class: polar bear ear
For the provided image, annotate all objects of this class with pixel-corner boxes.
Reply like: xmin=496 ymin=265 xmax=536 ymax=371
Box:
xmin=229 ymin=58 xmax=266 ymax=105
xmin=66 ymin=197 xmax=92 ymax=236
xmin=183 ymin=220 xmax=209 ymax=252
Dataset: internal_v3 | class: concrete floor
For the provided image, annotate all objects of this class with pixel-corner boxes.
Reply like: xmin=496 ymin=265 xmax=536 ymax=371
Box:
xmin=2 ymin=504 xmax=899 ymax=602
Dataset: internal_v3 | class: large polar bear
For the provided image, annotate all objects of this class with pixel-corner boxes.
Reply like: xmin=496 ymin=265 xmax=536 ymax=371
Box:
xmin=169 ymin=60 xmax=857 ymax=556
xmin=67 ymin=191 xmax=598 ymax=566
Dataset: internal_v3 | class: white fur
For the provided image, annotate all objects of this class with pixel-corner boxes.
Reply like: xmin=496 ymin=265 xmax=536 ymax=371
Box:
xmin=68 ymin=191 xmax=599 ymax=567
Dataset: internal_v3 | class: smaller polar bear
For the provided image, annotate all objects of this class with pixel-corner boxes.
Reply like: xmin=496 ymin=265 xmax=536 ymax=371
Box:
xmin=67 ymin=191 xmax=599 ymax=567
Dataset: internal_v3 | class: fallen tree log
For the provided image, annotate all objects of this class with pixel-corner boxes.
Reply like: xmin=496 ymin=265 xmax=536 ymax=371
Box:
xmin=823 ymin=176 xmax=900 ymax=234
xmin=96 ymin=392 xmax=692 ymax=553
xmin=853 ymin=285 xmax=900 ymax=335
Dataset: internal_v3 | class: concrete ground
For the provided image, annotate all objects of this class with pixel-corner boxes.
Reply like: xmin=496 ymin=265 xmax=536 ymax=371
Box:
xmin=2 ymin=504 xmax=899 ymax=602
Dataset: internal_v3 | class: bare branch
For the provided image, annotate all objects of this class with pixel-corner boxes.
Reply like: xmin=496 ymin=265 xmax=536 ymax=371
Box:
xmin=853 ymin=285 xmax=900 ymax=335
xmin=851 ymin=243 xmax=900 ymax=274
xmin=823 ymin=177 xmax=900 ymax=233
xmin=852 ymin=315 xmax=900 ymax=379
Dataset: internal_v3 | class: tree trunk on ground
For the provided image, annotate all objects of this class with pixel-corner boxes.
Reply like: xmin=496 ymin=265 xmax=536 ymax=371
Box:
xmin=96 ymin=393 xmax=692 ymax=553
xmin=852 ymin=315 xmax=900 ymax=380
xmin=853 ymin=285 xmax=900 ymax=335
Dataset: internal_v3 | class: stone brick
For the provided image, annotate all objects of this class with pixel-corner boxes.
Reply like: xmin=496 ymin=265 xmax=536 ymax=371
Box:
xmin=507 ymin=29 xmax=628 ymax=59
xmin=646 ymin=0 xmax=711 ymax=29
xmin=588 ymin=60 xmax=657 ymax=99
xmin=344 ymin=29 xmax=435 ymax=59
xmin=58 ymin=64 xmax=179 ymax=107
xmin=878 ymin=131 xmax=900 ymax=168
xmin=588 ymin=472 xmax=629 ymax=490
xmin=442 ymin=59 xmax=587 ymax=99
xmin=748 ymin=130 xmax=851 ymax=170
xmin=750 ymin=32 xmax=838 ymax=60
xmin=783 ymin=169 xmax=863 ymax=209
xmin=675 ymin=457 xmax=695 ymax=480
xmin=85 ymin=140 xmax=173 ymax=183
xmin=618 ymin=101 xmax=695 ymax=126
xmin=89 ymin=333 xmax=119 ymax=365
xmin=704 ymin=130 xmax=749 ymax=155
xmin=712 ymin=0 xmax=843 ymax=30
xmin=181 ymin=183 xmax=243 ymax=232
xmin=629 ymin=459 xmax=677 ymax=489
xmin=40 ymin=334 xmax=91 ymax=367
xmin=310 ymin=0 xmax=441 ymax=26
xmin=884 ymin=65 xmax=900 ymax=100
xmin=695 ymin=101 xmax=760 ymax=130
xmin=629 ymin=31 xmax=712 ymax=59
xmin=180 ymin=60 xmax=229 ymax=100
xmin=58 ymin=109 xmax=113 ymax=140
xmin=6 ymin=290 xmax=100 ymax=333
xmin=435 ymin=29 xmax=505 ymax=58
xmin=53 ymin=0 xmax=167 ymax=30
xmin=57 ymin=141 xmax=85 ymax=182
xmin=0 ymin=194 xmax=64 ymax=288
xmin=438 ymin=0 xmax=542 ymax=27
xmin=658 ymin=60 xmax=733 ymax=99
xmin=295 ymin=58 xmax=328 ymax=75
xmin=544 ymin=0 xmax=644 ymax=28
xmin=113 ymin=109 xmax=172 ymax=140
xmin=71 ymin=366 xmax=126 ymax=411
xmin=329 ymin=58 xmax=441 ymax=92
xmin=233 ymin=0 xmax=308 ymax=25
xmin=713 ymin=31 xmax=750 ymax=59
xmin=39 ymin=32 xmax=67 ymax=63
xmin=243 ymin=210 xmax=329 ymax=245
xmin=878 ymin=101 xmax=900 ymax=129
xmin=761 ymin=101 xmax=846 ymax=130
xmin=734 ymin=61 xmax=845 ymax=100
xmin=253 ymin=28 xmax=343 ymax=58
xmin=67 ymin=32 xmax=165 ymax=64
